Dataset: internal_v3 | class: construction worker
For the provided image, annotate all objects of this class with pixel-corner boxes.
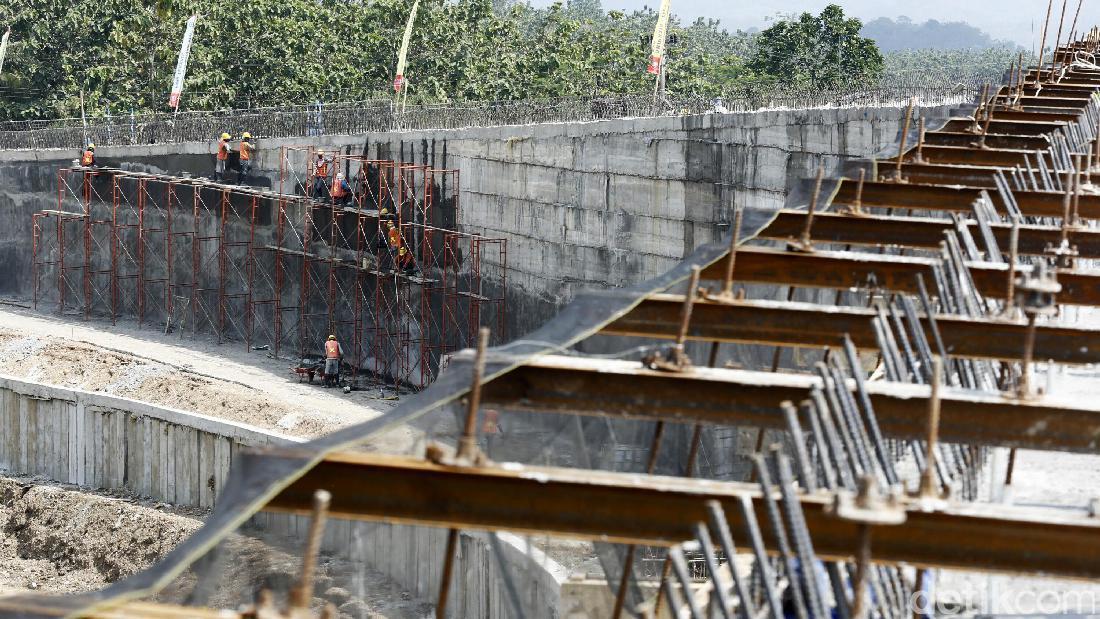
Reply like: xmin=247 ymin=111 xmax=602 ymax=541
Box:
xmin=331 ymin=172 xmax=352 ymax=206
xmin=323 ymin=334 xmax=343 ymax=387
xmin=385 ymin=220 xmax=417 ymax=273
xmin=312 ymin=151 xmax=331 ymax=198
xmin=80 ymin=143 xmax=97 ymax=167
xmin=237 ymin=132 xmax=254 ymax=184
xmin=482 ymin=409 xmax=503 ymax=457
xmin=215 ymin=132 xmax=232 ymax=182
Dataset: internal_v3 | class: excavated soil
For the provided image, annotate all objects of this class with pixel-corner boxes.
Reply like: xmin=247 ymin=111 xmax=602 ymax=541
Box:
xmin=0 ymin=475 xmax=432 ymax=617
xmin=0 ymin=475 xmax=202 ymax=595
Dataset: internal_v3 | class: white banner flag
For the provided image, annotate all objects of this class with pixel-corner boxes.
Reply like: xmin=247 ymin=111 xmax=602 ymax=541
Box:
xmin=394 ymin=0 xmax=419 ymax=92
xmin=169 ymin=15 xmax=198 ymax=109
xmin=0 ymin=28 xmax=10 ymax=76
xmin=647 ymin=0 xmax=672 ymax=74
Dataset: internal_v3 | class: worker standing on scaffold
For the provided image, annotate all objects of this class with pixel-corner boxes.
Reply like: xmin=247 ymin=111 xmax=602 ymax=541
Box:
xmin=215 ymin=132 xmax=232 ymax=182
xmin=323 ymin=334 xmax=343 ymax=387
xmin=237 ymin=132 xmax=254 ymax=184
xmin=312 ymin=151 xmax=332 ymax=198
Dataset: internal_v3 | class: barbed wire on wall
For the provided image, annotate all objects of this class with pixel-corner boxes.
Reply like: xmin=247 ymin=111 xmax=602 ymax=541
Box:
xmin=0 ymin=76 xmax=987 ymax=151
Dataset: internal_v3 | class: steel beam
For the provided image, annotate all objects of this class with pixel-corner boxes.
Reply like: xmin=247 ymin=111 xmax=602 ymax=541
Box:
xmin=472 ymin=355 xmax=1100 ymax=452
xmin=891 ymin=162 xmax=1046 ymax=188
xmin=757 ymin=210 xmax=1100 ymax=257
xmin=699 ymin=246 xmax=1100 ymax=307
xmin=903 ymin=145 xmax=1056 ymax=168
xmin=829 ymin=180 xmax=1100 ymax=219
xmin=601 ymin=295 xmax=1100 ymax=364
xmin=262 ymin=449 xmax=1100 ymax=578
xmin=921 ymin=132 xmax=1058 ymax=151
xmin=939 ymin=118 xmax=1066 ymax=135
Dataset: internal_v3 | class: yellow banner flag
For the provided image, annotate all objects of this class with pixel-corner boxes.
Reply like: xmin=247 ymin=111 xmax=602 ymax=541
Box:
xmin=646 ymin=0 xmax=672 ymax=74
xmin=394 ymin=0 xmax=419 ymax=92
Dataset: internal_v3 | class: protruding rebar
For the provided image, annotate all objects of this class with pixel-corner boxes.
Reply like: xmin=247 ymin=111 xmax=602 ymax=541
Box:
xmin=457 ymin=327 xmax=491 ymax=459
xmin=796 ymin=166 xmax=825 ymax=249
xmin=895 ymin=99 xmax=915 ymax=179
xmin=1037 ymin=0 xmax=1055 ymax=83
xmin=291 ymin=489 xmax=333 ymax=611
xmin=918 ymin=357 xmax=943 ymax=499
xmin=721 ymin=206 xmax=744 ymax=297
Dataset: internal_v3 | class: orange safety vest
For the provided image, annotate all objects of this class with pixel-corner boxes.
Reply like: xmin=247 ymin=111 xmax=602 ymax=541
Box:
xmin=239 ymin=141 xmax=252 ymax=161
xmin=482 ymin=409 xmax=500 ymax=435
xmin=332 ymin=180 xmax=349 ymax=198
xmin=217 ymin=139 xmax=230 ymax=161
xmin=81 ymin=150 xmax=94 ymax=166
xmin=315 ymin=159 xmax=329 ymax=177
xmin=387 ymin=227 xmax=402 ymax=249
xmin=325 ymin=340 xmax=340 ymax=359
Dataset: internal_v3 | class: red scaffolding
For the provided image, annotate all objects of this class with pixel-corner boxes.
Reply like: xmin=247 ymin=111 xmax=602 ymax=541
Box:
xmin=31 ymin=156 xmax=506 ymax=393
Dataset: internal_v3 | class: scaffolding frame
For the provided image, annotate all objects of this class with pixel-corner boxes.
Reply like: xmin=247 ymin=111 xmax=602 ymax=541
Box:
xmin=31 ymin=157 xmax=506 ymax=392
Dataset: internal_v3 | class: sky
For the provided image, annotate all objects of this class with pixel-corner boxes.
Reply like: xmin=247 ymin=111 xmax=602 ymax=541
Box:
xmin=535 ymin=0 xmax=1100 ymax=48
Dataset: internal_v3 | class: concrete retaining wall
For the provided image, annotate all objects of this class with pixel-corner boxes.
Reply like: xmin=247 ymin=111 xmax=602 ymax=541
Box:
xmin=0 ymin=374 xmax=564 ymax=617
xmin=0 ymin=104 xmax=956 ymax=339
xmin=0 ymin=375 xmax=295 ymax=507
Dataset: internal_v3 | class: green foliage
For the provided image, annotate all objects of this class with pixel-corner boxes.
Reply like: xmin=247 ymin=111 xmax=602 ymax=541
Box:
xmin=748 ymin=4 xmax=883 ymax=88
xmin=883 ymin=46 xmax=1022 ymax=83
xmin=0 ymin=0 xmax=967 ymax=122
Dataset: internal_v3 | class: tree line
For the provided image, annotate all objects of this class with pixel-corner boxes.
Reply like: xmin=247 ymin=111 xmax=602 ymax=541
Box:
xmin=0 ymin=0 xmax=1007 ymax=122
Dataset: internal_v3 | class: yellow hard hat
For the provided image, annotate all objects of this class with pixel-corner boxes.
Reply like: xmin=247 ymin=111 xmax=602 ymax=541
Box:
xmin=220 ymin=132 xmax=230 ymax=140
xmin=241 ymin=131 xmax=251 ymax=139
xmin=87 ymin=143 xmax=95 ymax=150
xmin=379 ymin=208 xmax=389 ymax=216
xmin=328 ymin=334 xmax=336 ymax=340
xmin=398 ymin=247 xmax=407 ymax=256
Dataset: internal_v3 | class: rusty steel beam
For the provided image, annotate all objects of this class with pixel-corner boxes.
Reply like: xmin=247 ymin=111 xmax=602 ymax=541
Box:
xmin=758 ymin=209 xmax=1100 ymax=258
xmin=904 ymin=145 xmax=1055 ymax=167
xmin=601 ymin=295 xmax=1100 ymax=364
xmin=993 ymin=95 xmax=1092 ymax=108
xmin=473 ymin=355 xmax=1100 ymax=452
xmin=829 ymin=180 xmax=1100 ymax=219
xmin=890 ymin=162 xmax=1046 ymax=188
xmin=262 ymin=448 xmax=1100 ymax=578
xmin=989 ymin=109 xmax=1083 ymax=122
xmin=699 ymin=246 xmax=1100 ymax=307
xmin=921 ymin=131 xmax=1058 ymax=151
xmin=939 ymin=118 xmax=1066 ymax=135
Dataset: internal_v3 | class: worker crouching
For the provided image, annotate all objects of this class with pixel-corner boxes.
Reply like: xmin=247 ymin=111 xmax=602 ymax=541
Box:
xmin=331 ymin=172 xmax=352 ymax=207
xmin=323 ymin=334 xmax=342 ymax=387
xmin=80 ymin=143 xmax=97 ymax=167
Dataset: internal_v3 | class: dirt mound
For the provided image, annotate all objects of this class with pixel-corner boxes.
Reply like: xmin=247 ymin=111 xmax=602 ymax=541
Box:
xmin=0 ymin=476 xmax=201 ymax=594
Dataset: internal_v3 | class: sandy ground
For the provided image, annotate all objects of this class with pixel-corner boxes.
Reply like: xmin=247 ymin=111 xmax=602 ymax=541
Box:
xmin=0 ymin=303 xmax=417 ymax=451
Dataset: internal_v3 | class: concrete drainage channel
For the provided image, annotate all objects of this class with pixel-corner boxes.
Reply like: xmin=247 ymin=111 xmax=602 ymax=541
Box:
xmin=0 ymin=375 xmax=567 ymax=617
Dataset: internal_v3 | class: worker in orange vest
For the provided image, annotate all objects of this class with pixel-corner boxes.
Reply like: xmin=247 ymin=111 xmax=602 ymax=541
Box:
xmin=331 ymin=172 xmax=352 ymax=207
xmin=385 ymin=220 xmax=417 ymax=274
xmin=312 ymin=151 xmax=331 ymax=198
xmin=215 ymin=132 xmax=231 ymax=182
xmin=482 ymin=409 xmax=503 ymax=457
xmin=80 ymin=143 xmax=97 ymax=167
xmin=237 ymin=132 xmax=254 ymax=184
xmin=323 ymin=334 xmax=343 ymax=387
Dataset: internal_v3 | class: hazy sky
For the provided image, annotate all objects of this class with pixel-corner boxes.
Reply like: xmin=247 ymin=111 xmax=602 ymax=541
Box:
xmin=535 ymin=0 xmax=1100 ymax=47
